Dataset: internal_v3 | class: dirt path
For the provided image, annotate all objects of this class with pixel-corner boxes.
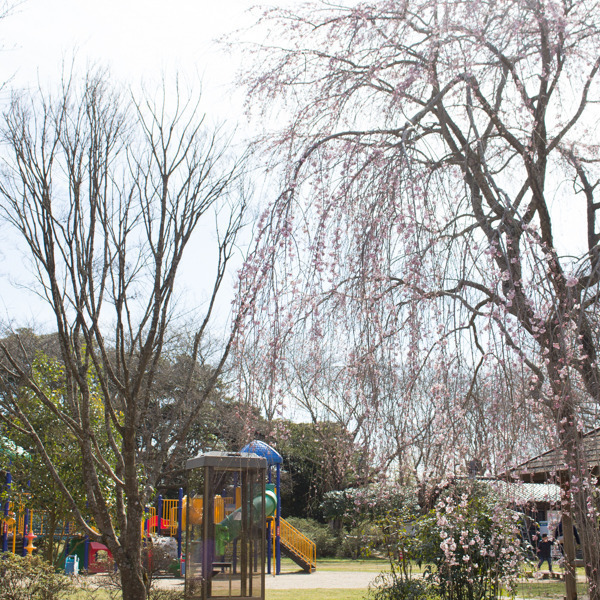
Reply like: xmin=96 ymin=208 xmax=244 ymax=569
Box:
xmin=264 ymin=570 xmax=379 ymax=589
xmin=149 ymin=569 xmax=379 ymax=591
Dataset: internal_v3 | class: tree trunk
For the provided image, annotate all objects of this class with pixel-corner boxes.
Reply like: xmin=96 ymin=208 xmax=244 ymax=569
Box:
xmin=117 ymin=523 xmax=148 ymax=600
xmin=572 ymin=482 xmax=600 ymax=600
xmin=101 ymin=496 xmax=148 ymax=600
xmin=559 ymin=418 xmax=600 ymax=600
xmin=561 ymin=496 xmax=577 ymax=600
xmin=45 ymin=510 xmax=57 ymax=565
xmin=120 ymin=558 xmax=148 ymax=600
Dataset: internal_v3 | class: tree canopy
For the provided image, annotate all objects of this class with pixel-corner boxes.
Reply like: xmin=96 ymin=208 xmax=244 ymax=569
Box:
xmin=0 ymin=72 xmax=248 ymax=600
xmin=237 ymin=0 xmax=600 ymax=596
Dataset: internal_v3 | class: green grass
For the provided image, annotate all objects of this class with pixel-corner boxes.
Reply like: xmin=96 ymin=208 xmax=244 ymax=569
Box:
xmin=65 ymin=558 xmax=590 ymax=600
xmin=68 ymin=591 xmax=115 ymax=600
xmin=514 ymin=579 xmax=589 ymax=599
xmin=304 ymin=558 xmax=390 ymax=573
xmin=267 ymin=590 xmax=367 ymax=600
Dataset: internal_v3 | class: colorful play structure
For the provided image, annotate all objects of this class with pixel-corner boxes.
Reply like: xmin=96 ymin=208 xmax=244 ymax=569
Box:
xmin=240 ymin=440 xmax=316 ymax=574
xmin=184 ymin=445 xmax=305 ymax=599
xmin=1 ymin=440 xmax=316 ymax=583
xmin=0 ymin=465 xmax=118 ymax=572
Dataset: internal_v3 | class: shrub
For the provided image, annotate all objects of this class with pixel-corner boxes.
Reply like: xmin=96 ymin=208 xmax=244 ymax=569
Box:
xmin=0 ymin=553 xmax=73 ymax=600
xmin=413 ymin=481 xmax=524 ymax=600
xmin=368 ymin=481 xmax=523 ymax=600
xmin=339 ymin=522 xmax=386 ymax=559
xmin=69 ymin=578 xmax=122 ymax=600
xmin=284 ymin=516 xmax=341 ymax=557
xmin=321 ymin=485 xmax=419 ymax=530
xmin=368 ymin=572 xmax=435 ymax=600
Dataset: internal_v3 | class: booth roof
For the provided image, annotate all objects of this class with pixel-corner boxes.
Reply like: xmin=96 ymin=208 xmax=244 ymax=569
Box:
xmin=240 ymin=440 xmax=283 ymax=466
xmin=89 ymin=541 xmax=110 ymax=552
xmin=185 ymin=451 xmax=267 ymax=471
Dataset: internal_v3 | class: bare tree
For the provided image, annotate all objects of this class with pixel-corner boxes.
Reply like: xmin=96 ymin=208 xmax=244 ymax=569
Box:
xmin=0 ymin=71 xmax=248 ymax=600
xmin=238 ymin=1 xmax=600 ymax=597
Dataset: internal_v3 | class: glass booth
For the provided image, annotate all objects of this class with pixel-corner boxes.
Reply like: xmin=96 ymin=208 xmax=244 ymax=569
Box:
xmin=184 ymin=452 xmax=270 ymax=600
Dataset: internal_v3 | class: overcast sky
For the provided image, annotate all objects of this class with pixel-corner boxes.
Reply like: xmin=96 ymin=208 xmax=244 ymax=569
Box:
xmin=0 ymin=0 xmax=587 ymax=328
xmin=0 ymin=0 xmax=279 ymax=328
xmin=0 ymin=0 xmax=264 ymax=111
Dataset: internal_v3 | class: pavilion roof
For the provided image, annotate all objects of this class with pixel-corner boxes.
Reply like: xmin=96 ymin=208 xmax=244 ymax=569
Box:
xmin=508 ymin=427 xmax=600 ymax=483
xmin=490 ymin=480 xmax=561 ymax=505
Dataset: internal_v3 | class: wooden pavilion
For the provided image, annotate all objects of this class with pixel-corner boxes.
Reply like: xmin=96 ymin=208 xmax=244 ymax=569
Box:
xmin=505 ymin=427 xmax=600 ymax=600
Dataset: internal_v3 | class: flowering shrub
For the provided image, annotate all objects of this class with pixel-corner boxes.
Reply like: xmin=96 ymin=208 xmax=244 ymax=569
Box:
xmin=414 ymin=482 xmax=524 ymax=600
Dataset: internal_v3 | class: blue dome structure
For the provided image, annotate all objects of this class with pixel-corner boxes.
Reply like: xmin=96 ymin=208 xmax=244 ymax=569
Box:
xmin=240 ymin=440 xmax=283 ymax=466
xmin=240 ymin=440 xmax=286 ymax=574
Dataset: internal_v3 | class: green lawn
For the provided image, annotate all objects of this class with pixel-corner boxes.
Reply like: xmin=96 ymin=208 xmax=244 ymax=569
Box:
xmin=300 ymin=558 xmax=390 ymax=572
xmin=514 ymin=579 xmax=589 ymax=599
xmin=68 ymin=591 xmax=115 ymax=600
xmin=65 ymin=558 xmax=590 ymax=599
xmin=267 ymin=590 xmax=367 ymax=600
xmin=513 ymin=567 xmax=589 ymax=599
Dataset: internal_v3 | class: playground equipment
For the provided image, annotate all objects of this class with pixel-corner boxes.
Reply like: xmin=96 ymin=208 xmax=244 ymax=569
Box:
xmin=25 ymin=527 xmax=36 ymax=555
xmin=1 ymin=465 xmax=116 ymax=570
xmin=2 ymin=440 xmax=316 ymax=579
xmin=241 ymin=440 xmax=316 ymax=574
xmin=215 ymin=485 xmax=277 ymax=555
xmin=185 ymin=451 xmax=269 ymax=600
xmin=61 ymin=537 xmax=114 ymax=573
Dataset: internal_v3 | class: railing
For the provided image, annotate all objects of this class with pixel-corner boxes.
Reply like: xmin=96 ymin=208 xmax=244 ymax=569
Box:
xmin=2 ymin=501 xmax=145 ymax=547
xmin=143 ymin=506 xmax=157 ymax=535
xmin=2 ymin=503 xmax=77 ymax=544
xmin=278 ymin=517 xmax=317 ymax=572
xmin=162 ymin=498 xmax=179 ymax=535
xmin=177 ymin=495 xmax=236 ymax=530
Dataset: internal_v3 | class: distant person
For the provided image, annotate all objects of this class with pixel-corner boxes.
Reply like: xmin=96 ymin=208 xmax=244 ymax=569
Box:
xmin=537 ymin=533 xmax=554 ymax=572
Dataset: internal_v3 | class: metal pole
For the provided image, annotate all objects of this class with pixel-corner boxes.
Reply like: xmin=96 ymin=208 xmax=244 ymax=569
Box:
xmin=276 ymin=464 xmax=281 ymax=575
xmin=203 ymin=466 xmax=212 ymax=600
xmin=157 ymin=495 xmax=163 ymax=536
xmin=267 ymin=519 xmax=271 ymax=575
xmin=177 ymin=488 xmax=183 ymax=559
xmin=2 ymin=470 xmax=11 ymax=552
xmin=21 ymin=508 xmax=29 ymax=557
xmin=267 ymin=464 xmax=272 ymax=574
xmin=241 ymin=468 xmax=248 ymax=596
xmin=84 ymin=534 xmax=89 ymax=570
xmin=261 ymin=468 xmax=266 ymax=599
xmin=234 ymin=538 xmax=238 ymax=574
